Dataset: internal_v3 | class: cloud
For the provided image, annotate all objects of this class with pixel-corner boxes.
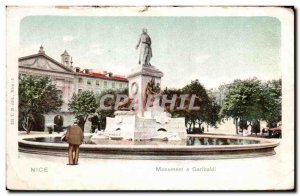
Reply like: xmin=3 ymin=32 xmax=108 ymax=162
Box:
xmin=62 ymin=35 xmax=77 ymax=42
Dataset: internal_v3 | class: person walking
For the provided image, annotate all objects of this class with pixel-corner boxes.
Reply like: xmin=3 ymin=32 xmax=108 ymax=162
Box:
xmin=65 ymin=120 xmax=84 ymax=165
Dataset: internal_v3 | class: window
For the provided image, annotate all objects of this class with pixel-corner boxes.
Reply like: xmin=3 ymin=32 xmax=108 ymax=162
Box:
xmin=96 ymin=80 xmax=100 ymax=86
xmin=119 ymin=83 xmax=122 ymax=88
xmin=87 ymin=80 xmax=91 ymax=85
xmin=112 ymin=82 xmax=116 ymax=89
xmin=78 ymin=78 xmax=83 ymax=83
xmin=104 ymin=81 xmax=108 ymax=89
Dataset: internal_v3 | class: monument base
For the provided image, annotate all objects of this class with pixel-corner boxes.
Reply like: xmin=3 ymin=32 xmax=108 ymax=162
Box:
xmin=127 ymin=65 xmax=163 ymax=117
xmin=91 ymin=65 xmax=187 ymax=141
xmin=101 ymin=110 xmax=187 ymax=141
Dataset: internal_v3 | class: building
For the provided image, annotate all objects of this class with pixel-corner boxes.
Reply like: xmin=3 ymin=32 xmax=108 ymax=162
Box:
xmin=18 ymin=46 xmax=128 ymax=131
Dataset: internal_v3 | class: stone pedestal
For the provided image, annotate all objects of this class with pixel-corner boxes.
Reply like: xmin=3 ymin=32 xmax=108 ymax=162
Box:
xmin=127 ymin=65 xmax=163 ymax=117
xmin=98 ymin=64 xmax=187 ymax=141
xmin=105 ymin=111 xmax=136 ymax=140
xmin=103 ymin=111 xmax=186 ymax=140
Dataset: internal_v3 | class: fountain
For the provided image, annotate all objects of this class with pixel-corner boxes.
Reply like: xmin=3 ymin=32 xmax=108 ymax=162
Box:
xmin=18 ymin=28 xmax=280 ymax=159
xmin=92 ymin=65 xmax=187 ymax=141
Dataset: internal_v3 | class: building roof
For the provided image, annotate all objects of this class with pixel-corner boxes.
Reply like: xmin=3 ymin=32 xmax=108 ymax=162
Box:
xmin=79 ymin=72 xmax=128 ymax=82
xmin=19 ymin=47 xmax=128 ymax=83
xmin=19 ymin=53 xmax=74 ymax=72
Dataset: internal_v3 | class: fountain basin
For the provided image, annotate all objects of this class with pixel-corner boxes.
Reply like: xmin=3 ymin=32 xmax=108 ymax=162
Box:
xmin=18 ymin=134 xmax=279 ymax=160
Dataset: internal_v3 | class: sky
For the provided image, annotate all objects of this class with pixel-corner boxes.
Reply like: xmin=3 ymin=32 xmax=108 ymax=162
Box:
xmin=20 ymin=16 xmax=281 ymax=89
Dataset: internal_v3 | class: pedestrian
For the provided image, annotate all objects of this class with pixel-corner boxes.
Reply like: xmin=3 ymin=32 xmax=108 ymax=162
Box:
xmin=65 ymin=119 xmax=84 ymax=165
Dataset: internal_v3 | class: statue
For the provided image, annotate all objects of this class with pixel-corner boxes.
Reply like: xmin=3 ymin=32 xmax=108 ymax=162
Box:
xmin=145 ymin=78 xmax=161 ymax=108
xmin=146 ymin=78 xmax=160 ymax=95
xmin=116 ymin=97 xmax=134 ymax=111
xmin=136 ymin=28 xmax=152 ymax=66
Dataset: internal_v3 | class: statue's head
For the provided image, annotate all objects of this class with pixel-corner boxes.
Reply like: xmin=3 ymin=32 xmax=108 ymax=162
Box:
xmin=142 ymin=28 xmax=147 ymax=34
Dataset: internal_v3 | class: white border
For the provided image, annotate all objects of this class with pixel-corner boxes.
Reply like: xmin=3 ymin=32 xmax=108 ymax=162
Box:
xmin=3 ymin=4 xmax=296 ymax=192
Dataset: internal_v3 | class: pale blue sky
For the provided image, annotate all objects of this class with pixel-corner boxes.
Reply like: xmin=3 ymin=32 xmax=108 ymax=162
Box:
xmin=20 ymin=16 xmax=281 ymax=89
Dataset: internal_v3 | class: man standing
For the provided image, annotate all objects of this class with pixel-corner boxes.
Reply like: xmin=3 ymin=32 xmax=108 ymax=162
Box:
xmin=65 ymin=120 xmax=84 ymax=165
xmin=136 ymin=28 xmax=152 ymax=66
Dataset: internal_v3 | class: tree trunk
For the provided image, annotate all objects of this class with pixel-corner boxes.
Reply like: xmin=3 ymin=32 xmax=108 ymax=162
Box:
xmin=26 ymin=122 xmax=32 ymax=134
xmin=188 ymin=123 xmax=192 ymax=133
xmin=235 ymin=118 xmax=239 ymax=135
xmin=199 ymin=123 xmax=202 ymax=133
xmin=26 ymin=121 xmax=33 ymax=134
xmin=22 ymin=116 xmax=33 ymax=134
xmin=82 ymin=115 xmax=89 ymax=132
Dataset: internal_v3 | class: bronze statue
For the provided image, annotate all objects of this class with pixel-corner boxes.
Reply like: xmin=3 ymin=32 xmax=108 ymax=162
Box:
xmin=145 ymin=78 xmax=161 ymax=108
xmin=146 ymin=78 xmax=160 ymax=95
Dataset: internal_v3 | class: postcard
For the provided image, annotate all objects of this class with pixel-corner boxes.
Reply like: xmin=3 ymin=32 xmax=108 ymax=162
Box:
xmin=6 ymin=6 xmax=294 ymax=190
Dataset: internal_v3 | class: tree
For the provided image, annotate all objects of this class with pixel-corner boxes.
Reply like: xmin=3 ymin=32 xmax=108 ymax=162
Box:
xmin=220 ymin=78 xmax=282 ymax=134
xmin=220 ymin=78 xmax=264 ymax=134
xmin=95 ymin=88 xmax=128 ymax=130
xmin=162 ymin=87 xmax=185 ymax=117
xmin=162 ymin=80 xmax=221 ymax=133
xmin=19 ymin=75 xmax=63 ymax=133
xmin=182 ymin=79 xmax=212 ymax=133
xmin=206 ymin=89 xmax=222 ymax=128
xmin=261 ymin=79 xmax=282 ymax=128
xmin=68 ymin=91 xmax=97 ymax=131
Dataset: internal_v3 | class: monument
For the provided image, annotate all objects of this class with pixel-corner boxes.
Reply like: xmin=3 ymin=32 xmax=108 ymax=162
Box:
xmin=93 ymin=28 xmax=187 ymax=141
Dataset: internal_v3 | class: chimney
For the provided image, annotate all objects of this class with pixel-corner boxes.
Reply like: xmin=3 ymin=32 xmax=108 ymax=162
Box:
xmin=75 ymin=67 xmax=80 ymax=73
xmin=108 ymin=72 xmax=113 ymax=77
xmin=84 ymin=69 xmax=90 ymax=74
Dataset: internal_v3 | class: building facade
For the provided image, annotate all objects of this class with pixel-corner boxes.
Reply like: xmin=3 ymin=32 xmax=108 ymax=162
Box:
xmin=19 ymin=46 xmax=128 ymax=131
